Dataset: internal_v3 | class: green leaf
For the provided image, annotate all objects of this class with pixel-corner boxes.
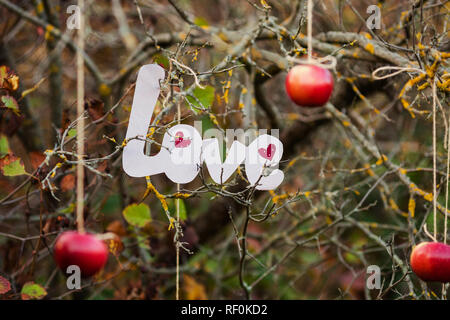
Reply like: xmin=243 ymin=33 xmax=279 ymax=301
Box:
xmin=1 ymin=156 xmax=27 ymax=176
xmin=167 ymin=199 xmax=187 ymax=221
xmin=102 ymin=194 xmax=121 ymax=214
xmin=200 ymin=114 xmax=214 ymax=135
xmin=137 ymin=234 xmax=150 ymax=250
xmin=153 ymin=54 xmax=169 ymax=69
xmin=1 ymin=95 xmax=19 ymax=115
xmin=205 ymin=259 xmax=218 ymax=273
xmin=91 ymin=288 xmax=115 ymax=300
xmin=344 ymin=252 xmax=359 ymax=264
xmin=186 ymin=85 xmax=215 ymax=110
xmin=67 ymin=128 xmax=77 ymax=138
xmin=21 ymin=282 xmax=47 ymax=300
xmin=0 ymin=135 xmax=9 ymax=158
xmin=58 ymin=202 xmax=75 ymax=215
xmin=194 ymin=17 xmax=209 ymax=27
xmin=123 ymin=203 xmax=151 ymax=227
xmin=177 ymin=199 xmax=187 ymax=221
xmin=0 ymin=276 xmax=11 ymax=294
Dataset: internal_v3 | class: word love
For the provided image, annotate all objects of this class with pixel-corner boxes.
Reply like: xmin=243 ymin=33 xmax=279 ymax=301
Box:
xmin=122 ymin=64 xmax=284 ymax=190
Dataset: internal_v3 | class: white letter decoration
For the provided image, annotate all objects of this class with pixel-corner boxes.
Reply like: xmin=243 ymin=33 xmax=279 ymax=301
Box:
xmin=122 ymin=64 xmax=284 ymax=190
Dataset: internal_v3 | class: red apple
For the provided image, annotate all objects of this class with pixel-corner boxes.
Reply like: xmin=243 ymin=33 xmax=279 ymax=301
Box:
xmin=285 ymin=65 xmax=334 ymax=107
xmin=410 ymin=242 xmax=450 ymax=282
xmin=53 ymin=231 xmax=108 ymax=277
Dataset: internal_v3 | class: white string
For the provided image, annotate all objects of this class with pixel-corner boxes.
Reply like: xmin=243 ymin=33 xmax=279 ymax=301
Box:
xmin=444 ymin=100 xmax=449 ymax=299
xmin=372 ymin=66 xmax=425 ymax=80
xmin=286 ymin=55 xmax=337 ymax=69
xmin=170 ymin=58 xmax=205 ymax=89
xmin=307 ymin=0 xmax=313 ymax=63
xmin=372 ymin=66 xmax=439 ymax=242
xmin=76 ymin=0 xmax=85 ymax=234
xmin=176 ymin=102 xmax=181 ymax=300
xmin=432 ymin=79 xmax=437 ymax=241
xmin=288 ymin=0 xmax=337 ymax=70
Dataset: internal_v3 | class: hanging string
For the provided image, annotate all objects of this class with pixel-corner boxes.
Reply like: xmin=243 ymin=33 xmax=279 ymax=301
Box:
xmin=444 ymin=107 xmax=450 ymax=299
xmin=445 ymin=111 xmax=450 ymax=245
xmin=372 ymin=66 xmax=425 ymax=80
xmin=76 ymin=0 xmax=85 ymax=234
xmin=176 ymin=102 xmax=181 ymax=300
xmin=432 ymin=79 xmax=437 ymax=241
xmin=286 ymin=0 xmax=337 ymax=69
xmin=307 ymin=0 xmax=313 ymax=63
xmin=372 ymin=67 xmax=439 ymax=242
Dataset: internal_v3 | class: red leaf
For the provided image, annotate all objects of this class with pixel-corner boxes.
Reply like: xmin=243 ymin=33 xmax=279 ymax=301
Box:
xmin=29 ymin=151 xmax=45 ymax=171
xmin=60 ymin=174 xmax=75 ymax=192
xmin=0 ymin=276 xmax=11 ymax=295
xmin=1 ymin=95 xmax=20 ymax=115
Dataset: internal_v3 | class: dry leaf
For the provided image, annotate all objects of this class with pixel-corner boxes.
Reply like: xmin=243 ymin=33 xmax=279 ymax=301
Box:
xmin=60 ymin=174 xmax=75 ymax=192
xmin=0 ymin=276 xmax=11 ymax=295
xmin=61 ymin=108 xmax=71 ymax=132
xmin=97 ymin=232 xmax=124 ymax=256
xmin=106 ymin=220 xmax=127 ymax=237
xmin=29 ymin=151 xmax=45 ymax=171
xmin=183 ymin=274 xmax=207 ymax=300
xmin=0 ymin=66 xmax=19 ymax=91
xmin=85 ymin=97 xmax=105 ymax=122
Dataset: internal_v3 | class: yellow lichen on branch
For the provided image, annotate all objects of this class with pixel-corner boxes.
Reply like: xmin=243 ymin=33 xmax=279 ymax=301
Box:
xmin=409 ymin=183 xmax=433 ymax=202
xmin=408 ymin=197 xmax=416 ymax=218
xmin=364 ymin=43 xmax=375 ymax=55
xmin=270 ymin=192 xmax=288 ymax=204
xmin=168 ymin=217 xmax=175 ymax=231
xmin=269 ymin=190 xmax=316 ymax=205
xmin=143 ymin=176 xmax=169 ymax=212
xmin=173 ymin=192 xmax=192 ymax=199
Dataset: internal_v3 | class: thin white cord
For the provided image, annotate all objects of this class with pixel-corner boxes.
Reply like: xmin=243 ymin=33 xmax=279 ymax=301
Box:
xmin=76 ymin=0 xmax=85 ymax=234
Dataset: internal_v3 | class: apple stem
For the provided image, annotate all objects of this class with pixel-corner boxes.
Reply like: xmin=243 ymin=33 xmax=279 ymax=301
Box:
xmin=76 ymin=0 xmax=86 ymax=234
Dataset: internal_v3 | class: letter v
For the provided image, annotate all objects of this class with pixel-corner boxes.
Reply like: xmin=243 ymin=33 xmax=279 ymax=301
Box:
xmin=202 ymin=139 xmax=246 ymax=184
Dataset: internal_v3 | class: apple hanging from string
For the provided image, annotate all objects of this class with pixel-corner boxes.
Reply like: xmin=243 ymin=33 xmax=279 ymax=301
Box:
xmin=410 ymin=242 xmax=450 ymax=283
xmin=54 ymin=231 xmax=109 ymax=277
xmin=285 ymin=64 xmax=334 ymax=107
